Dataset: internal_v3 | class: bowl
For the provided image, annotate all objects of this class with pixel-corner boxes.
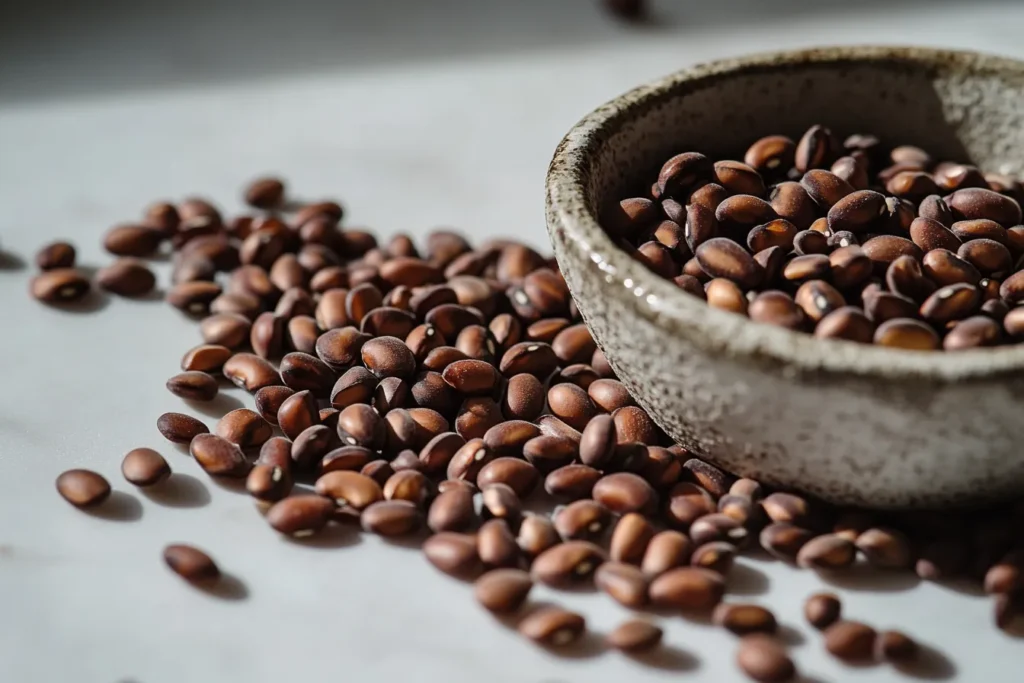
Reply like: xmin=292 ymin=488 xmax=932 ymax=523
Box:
xmin=545 ymin=46 xmax=1024 ymax=508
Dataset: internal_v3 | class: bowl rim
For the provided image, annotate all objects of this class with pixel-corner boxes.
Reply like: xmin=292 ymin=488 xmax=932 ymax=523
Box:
xmin=545 ymin=44 xmax=1024 ymax=383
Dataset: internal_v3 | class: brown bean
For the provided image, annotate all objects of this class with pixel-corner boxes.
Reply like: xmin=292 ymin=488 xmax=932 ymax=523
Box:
xmin=919 ymin=283 xmax=980 ymax=325
xmin=824 ymin=621 xmax=877 ymax=661
xmin=476 ymin=458 xmax=538 ymax=498
xmin=446 ymin=438 xmax=495 ymax=483
xmin=246 ymin=463 xmax=292 ymax=503
xmin=265 ymin=495 xmax=335 ymax=536
xmin=958 ymin=238 xmax=1013 ymax=277
xmin=690 ymin=541 xmax=737 ymax=574
xmin=531 ymin=540 xmax=607 ymax=587
xmin=103 ymin=224 xmax=163 ymax=256
xmin=30 ymin=268 xmax=91 ymax=303
xmin=759 ymin=523 xmax=814 ymax=561
xmin=518 ymin=606 xmax=586 ymax=647
xmin=320 ymin=445 xmax=373 ymax=474
xmin=163 ymin=544 xmax=220 ymax=584
xmin=361 ymin=499 xmax=422 ymax=536
xmin=814 ymin=306 xmax=874 ymax=343
xmin=595 ymin=561 xmax=648 ymax=608
xmin=36 ymin=241 xmax=76 ymax=270
xmin=606 ymin=620 xmax=663 ymax=653
xmin=612 ymin=405 xmax=659 ymax=445
xmin=827 ymin=190 xmax=886 ymax=234
xmin=55 ymin=469 xmax=111 ymax=507
xmin=223 ymin=353 xmax=282 ymax=393
xmin=544 ymin=464 xmax=601 ymax=500
xmin=592 ymin=472 xmax=657 ymax=515
xmin=641 ymin=530 xmax=694 ymax=577
xmin=947 ymin=187 xmax=1022 ymax=225
xmin=315 ymin=470 xmax=383 ymax=511
xmin=713 ymin=603 xmax=778 ymax=635
xmin=706 ymin=277 xmax=748 ymax=314
xmin=657 ymin=152 xmax=713 ymax=197
xmin=94 ymin=259 xmax=156 ymax=297
xmin=474 ymin=568 xmax=533 ymax=614
xmin=156 ymin=412 xmax=209 ymax=444
xmin=423 ymin=532 xmax=483 ymax=579
xmin=216 ymin=409 xmax=272 ymax=448
xmin=795 ymin=124 xmax=833 ymax=172
xmin=121 ymin=448 xmax=170 ymax=487
xmin=427 ymin=486 xmax=476 ymax=533
xmin=736 ymin=634 xmax=796 ymax=683
xmin=749 ymin=290 xmax=804 ymax=330
xmin=477 ymin=519 xmax=520 ymax=568
xmin=804 ymin=592 xmax=842 ymax=629
xmin=745 ymin=135 xmax=795 ymax=174
xmin=189 ymin=433 xmax=250 ymax=477
xmin=501 ymin=373 xmax=545 ymax=421
xmin=854 ymin=527 xmax=912 ymax=569
xmin=648 ymin=566 xmax=725 ymax=611
xmin=498 ymin=341 xmax=559 ymax=378
xmin=609 ymin=512 xmax=655 ymax=564
xmin=554 ymin=499 xmax=611 ymax=542
xmin=695 ymin=237 xmax=762 ymax=289
xmin=166 ymin=371 xmax=219 ymax=402
xmin=796 ymin=534 xmax=856 ymax=570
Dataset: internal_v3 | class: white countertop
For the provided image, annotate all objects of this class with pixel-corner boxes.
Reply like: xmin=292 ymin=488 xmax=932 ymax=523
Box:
xmin=2 ymin=1 xmax=1023 ymax=681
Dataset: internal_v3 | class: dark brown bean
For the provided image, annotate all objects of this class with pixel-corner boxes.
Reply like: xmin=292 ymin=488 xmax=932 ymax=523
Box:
xmin=246 ymin=463 xmax=292 ymax=503
xmin=166 ymin=371 xmax=219 ymax=402
xmin=360 ymin=336 xmax=416 ymax=380
xmin=223 ymin=353 xmax=282 ymax=393
xmin=95 ymin=259 xmax=156 ymax=297
xmin=824 ymin=621 xmax=877 ymax=661
xmin=827 ymin=190 xmax=886 ymax=234
xmin=336 ymin=403 xmax=386 ymax=450
xmin=593 ymin=472 xmax=657 ymax=515
xmin=609 ymin=512 xmax=655 ymax=564
xmin=476 ymin=458 xmax=538 ymax=498
xmin=745 ymin=135 xmax=795 ymax=174
xmin=423 ymin=532 xmax=483 ymax=579
xmin=216 ymin=409 xmax=272 ymax=448
xmin=749 ymin=291 xmax=804 ymax=330
xmin=518 ymin=606 xmax=586 ymax=647
xmin=796 ymin=534 xmax=856 ymax=570
xmin=266 ymin=495 xmax=335 ymax=536
xmin=291 ymin=425 xmax=338 ymax=469
xmin=874 ymin=318 xmax=939 ymax=350
xmin=515 ymin=513 xmax=559 ymax=559
xmin=855 ymin=527 xmax=913 ymax=569
xmin=156 ymin=412 xmax=209 ymax=444
xmin=36 ymin=241 xmax=76 ymax=270
xmin=959 ymin=238 xmax=1013 ymax=277
xmin=243 ymin=176 xmax=285 ymax=208
xmin=361 ymin=499 xmax=422 ymax=536
xmin=804 ymin=592 xmax=842 ymax=629
xmin=427 ymin=485 xmax=476 ymax=533
xmin=736 ymin=634 xmax=796 ymax=683
xmin=531 ymin=540 xmax=607 ymax=587
xmin=664 ymin=482 xmax=716 ymax=528
xmin=446 ymin=438 xmax=494 ymax=484
xmin=320 ymin=445 xmax=373 ymax=474
xmin=545 ymin=464 xmax=601 ymax=500
xmin=947 ymin=187 xmax=1022 ymax=226
xmin=163 ymin=544 xmax=219 ymax=584
xmin=279 ymin=352 xmax=335 ymax=396
xmin=759 ymin=523 xmax=814 ymax=561
xmin=606 ymin=620 xmax=663 ymax=653
xmin=875 ymin=630 xmax=919 ymax=663
xmin=595 ymin=561 xmax=648 ymax=608
xmin=30 ymin=268 xmax=91 ymax=303
xmin=55 ymin=469 xmax=111 ymax=507
xmin=713 ymin=603 xmax=778 ymax=635
xmin=919 ymin=283 xmax=981 ymax=324
xmin=554 ymin=499 xmax=611 ymax=542
xmin=814 ymin=306 xmax=874 ymax=343
xmin=657 ymin=152 xmax=713 ymax=198
xmin=121 ymin=448 xmax=170 ymax=487
xmin=690 ymin=541 xmax=737 ymax=574
xmin=189 ymin=433 xmax=250 ymax=477
xmin=103 ymin=224 xmax=163 ymax=257
xmin=795 ymin=124 xmax=832 ymax=173
xmin=477 ymin=519 xmax=520 ymax=568
xmin=695 ymin=237 xmax=762 ymax=290
xmin=474 ymin=568 xmax=533 ymax=614
xmin=648 ymin=566 xmax=725 ymax=611
xmin=641 ymin=530 xmax=693 ymax=577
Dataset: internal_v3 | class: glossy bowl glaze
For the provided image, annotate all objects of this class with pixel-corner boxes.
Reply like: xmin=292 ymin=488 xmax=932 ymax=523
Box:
xmin=545 ymin=46 xmax=1024 ymax=508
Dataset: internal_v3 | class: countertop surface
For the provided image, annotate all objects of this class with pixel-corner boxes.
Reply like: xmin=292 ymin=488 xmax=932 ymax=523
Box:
xmin=2 ymin=1 xmax=1023 ymax=681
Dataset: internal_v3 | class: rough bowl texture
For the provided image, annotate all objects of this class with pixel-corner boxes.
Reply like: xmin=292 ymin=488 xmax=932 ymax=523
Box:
xmin=545 ymin=46 xmax=1024 ymax=508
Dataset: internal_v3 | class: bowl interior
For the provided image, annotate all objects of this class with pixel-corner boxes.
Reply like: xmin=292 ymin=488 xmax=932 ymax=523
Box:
xmin=585 ymin=48 xmax=1024 ymax=221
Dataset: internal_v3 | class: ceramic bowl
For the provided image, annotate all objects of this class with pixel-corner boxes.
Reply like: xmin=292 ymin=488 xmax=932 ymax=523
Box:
xmin=545 ymin=46 xmax=1024 ymax=508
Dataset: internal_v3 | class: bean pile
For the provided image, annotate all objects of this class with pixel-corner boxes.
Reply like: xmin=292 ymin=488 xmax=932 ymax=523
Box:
xmin=607 ymin=127 xmax=1024 ymax=351
xmin=41 ymin=179 xmax=1023 ymax=681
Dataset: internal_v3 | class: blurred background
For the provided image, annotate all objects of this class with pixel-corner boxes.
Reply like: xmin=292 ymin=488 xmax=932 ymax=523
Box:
xmin=3 ymin=0 xmax=1023 ymax=103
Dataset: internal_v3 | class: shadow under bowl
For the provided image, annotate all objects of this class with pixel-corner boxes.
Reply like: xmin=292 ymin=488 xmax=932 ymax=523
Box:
xmin=545 ymin=45 xmax=1024 ymax=508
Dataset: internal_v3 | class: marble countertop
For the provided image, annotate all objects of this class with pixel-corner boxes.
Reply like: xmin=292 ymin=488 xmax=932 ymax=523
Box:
xmin=2 ymin=1 xmax=1022 ymax=680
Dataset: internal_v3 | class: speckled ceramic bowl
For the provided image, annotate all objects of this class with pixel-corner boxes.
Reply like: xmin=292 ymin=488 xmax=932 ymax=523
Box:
xmin=546 ymin=46 xmax=1024 ymax=508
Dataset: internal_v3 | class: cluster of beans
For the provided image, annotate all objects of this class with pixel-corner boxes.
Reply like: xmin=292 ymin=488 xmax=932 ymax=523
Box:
xmin=44 ymin=179 xmax=1023 ymax=682
xmin=606 ymin=126 xmax=1024 ymax=351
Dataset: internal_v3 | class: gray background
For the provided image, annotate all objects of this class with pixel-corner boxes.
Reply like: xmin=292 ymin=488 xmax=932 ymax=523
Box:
xmin=2 ymin=1 xmax=1022 ymax=681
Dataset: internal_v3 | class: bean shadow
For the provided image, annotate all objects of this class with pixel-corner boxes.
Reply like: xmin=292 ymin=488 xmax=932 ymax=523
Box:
xmin=895 ymin=643 xmax=957 ymax=680
xmin=208 ymin=475 xmax=248 ymax=494
xmin=934 ymin=578 xmax=985 ymax=598
xmin=819 ymin=566 xmax=920 ymax=593
xmin=141 ymin=472 xmax=211 ymax=508
xmin=0 ymin=250 xmax=26 ymax=270
xmin=546 ymin=629 xmax=606 ymax=660
xmin=728 ymin=561 xmax=770 ymax=596
xmin=186 ymin=392 xmax=245 ymax=419
xmin=626 ymin=643 xmax=700 ymax=671
xmin=200 ymin=571 xmax=250 ymax=602
xmin=85 ymin=490 xmax=143 ymax=522
xmin=381 ymin=528 xmax=430 ymax=550
xmin=283 ymin=522 xmax=363 ymax=550
xmin=778 ymin=624 xmax=806 ymax=647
